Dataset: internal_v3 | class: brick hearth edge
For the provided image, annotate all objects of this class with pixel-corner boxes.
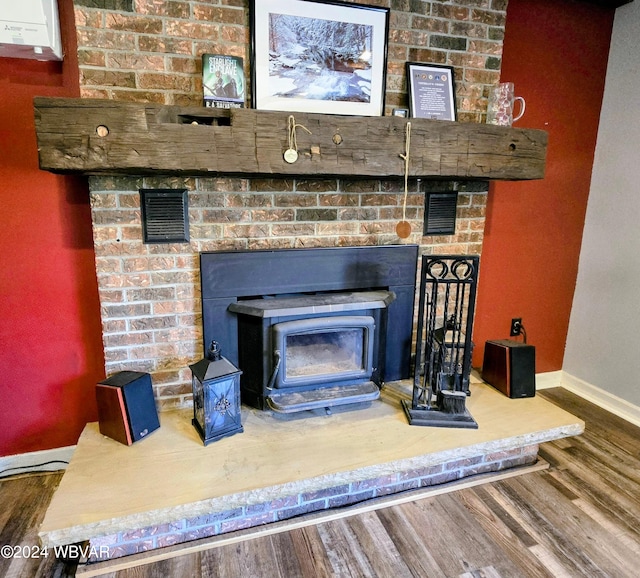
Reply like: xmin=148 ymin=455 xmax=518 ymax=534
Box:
xmin=88 ymin=444 xmax=538 ymax=561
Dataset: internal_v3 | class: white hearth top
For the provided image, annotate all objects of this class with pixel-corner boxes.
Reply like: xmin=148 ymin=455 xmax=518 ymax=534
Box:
xmin=39 ymin=379 xmax=583 ymax=548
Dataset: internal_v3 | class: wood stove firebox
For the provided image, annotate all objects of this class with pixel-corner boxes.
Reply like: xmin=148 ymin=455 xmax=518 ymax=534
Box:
xmin=200 ymin=246 xmax=418 ymax=413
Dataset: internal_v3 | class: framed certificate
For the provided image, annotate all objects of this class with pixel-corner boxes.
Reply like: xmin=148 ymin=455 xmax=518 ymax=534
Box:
xmin=406 ymin=62 xmax=457 ymax=121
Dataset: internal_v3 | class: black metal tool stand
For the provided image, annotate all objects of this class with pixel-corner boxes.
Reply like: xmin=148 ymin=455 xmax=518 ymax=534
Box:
xmin=403 ymin=255 xmax=480 ymax=428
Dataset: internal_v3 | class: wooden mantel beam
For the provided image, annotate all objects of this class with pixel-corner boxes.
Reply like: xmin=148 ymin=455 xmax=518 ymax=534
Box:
xmin=34 ymin=97 xmax=547 ymax=181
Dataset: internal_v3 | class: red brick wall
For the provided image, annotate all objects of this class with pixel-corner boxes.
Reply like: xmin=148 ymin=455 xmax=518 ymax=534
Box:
xmin=73 ymin=0 xmax=506 ymax=118
xmin=73 ymin=0 xmax=506 ymax=408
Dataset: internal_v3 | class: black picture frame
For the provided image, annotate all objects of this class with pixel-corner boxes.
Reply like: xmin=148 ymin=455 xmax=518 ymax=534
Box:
xmin=250 ymin=0 xmax=390 ymax=116
xmin=406 ymin=62 xmax=457 ymax=121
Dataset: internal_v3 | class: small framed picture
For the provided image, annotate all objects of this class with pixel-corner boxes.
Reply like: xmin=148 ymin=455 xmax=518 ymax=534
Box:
xmin=406 ymin=63 xmax=457 ymax=121
xmin=250 ymin=0 xmax=390 ymax=116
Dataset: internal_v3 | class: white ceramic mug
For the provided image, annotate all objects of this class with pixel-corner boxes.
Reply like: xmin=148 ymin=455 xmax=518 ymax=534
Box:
xmin=486 ymin=82 xmax=525 ymax=126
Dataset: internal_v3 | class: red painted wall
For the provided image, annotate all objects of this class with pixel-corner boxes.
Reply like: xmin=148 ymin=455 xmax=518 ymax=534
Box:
xmin=0 ymin=0 xmax=105 ymax=457
xmin=473 ymin=0 xmax=614 ymax=372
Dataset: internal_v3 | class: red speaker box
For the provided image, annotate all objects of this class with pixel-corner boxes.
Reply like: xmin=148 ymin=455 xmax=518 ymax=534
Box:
xmin=482 ymin=339 xmax=536 ymax=398
xmin=96 ymin=371 xmax=160 ymax=445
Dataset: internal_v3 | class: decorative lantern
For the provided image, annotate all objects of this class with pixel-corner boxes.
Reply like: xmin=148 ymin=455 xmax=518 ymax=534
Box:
xmin=189 ymin=341 xmax=243 ymax=445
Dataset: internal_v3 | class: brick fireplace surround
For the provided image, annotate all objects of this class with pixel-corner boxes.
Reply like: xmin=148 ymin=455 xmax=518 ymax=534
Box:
xmin=34 ymin=3 xmax=586 ymax=567
xmin=74 ymin=0 xmax=504 ymax=409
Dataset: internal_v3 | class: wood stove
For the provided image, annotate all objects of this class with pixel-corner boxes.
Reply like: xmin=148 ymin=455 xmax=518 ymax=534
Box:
xmin=199 ymin=245 xmax=418 ymax=413
xmin=229 ymin=290 xmax=394 ymax=412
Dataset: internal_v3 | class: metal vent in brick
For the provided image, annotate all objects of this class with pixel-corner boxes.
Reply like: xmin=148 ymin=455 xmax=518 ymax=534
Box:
xmin=140 ymin=189 xmax=189 ymax=244
xmin=424 ymin=192 xmax=458 ymax=235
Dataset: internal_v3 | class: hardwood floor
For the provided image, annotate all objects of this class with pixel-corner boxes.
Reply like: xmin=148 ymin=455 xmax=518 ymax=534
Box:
xmin=0 ymin=472 xmax=74 ymax=578
xmin=2 ymin=388 xmax=639 ymax=577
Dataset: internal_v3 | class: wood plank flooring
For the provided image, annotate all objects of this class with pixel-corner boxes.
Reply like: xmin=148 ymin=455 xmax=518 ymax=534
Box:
xmin=2 ymin=388 xmax=639 ymax=577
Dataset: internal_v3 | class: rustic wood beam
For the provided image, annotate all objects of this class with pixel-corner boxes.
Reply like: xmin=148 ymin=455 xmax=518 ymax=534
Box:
xmin=34 ymin=97 xmax=547 ymax=181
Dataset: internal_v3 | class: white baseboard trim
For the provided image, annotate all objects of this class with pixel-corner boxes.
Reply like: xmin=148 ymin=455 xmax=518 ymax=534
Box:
xmin=560 ymin=371 xmax=640 ymax=428
xmin=535 ymin=370 xmax=563 ymax=390
xmin=0 ymin=446 xmax=75 ymax=479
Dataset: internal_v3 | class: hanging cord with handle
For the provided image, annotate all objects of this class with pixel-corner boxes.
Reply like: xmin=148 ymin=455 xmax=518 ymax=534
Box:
xmin=396 ymin=121 xmax=412 ymax=238
xmin=284 ymin=115 xmax=312 ymax=163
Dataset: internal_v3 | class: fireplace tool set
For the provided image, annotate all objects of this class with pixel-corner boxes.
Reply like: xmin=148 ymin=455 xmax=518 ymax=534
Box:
xmin=402 ymin=255 xmax=480 ymax=429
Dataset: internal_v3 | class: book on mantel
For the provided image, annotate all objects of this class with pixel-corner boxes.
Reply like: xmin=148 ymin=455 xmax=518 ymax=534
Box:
xmin=202 ymin=54 xmax=245 ymax=109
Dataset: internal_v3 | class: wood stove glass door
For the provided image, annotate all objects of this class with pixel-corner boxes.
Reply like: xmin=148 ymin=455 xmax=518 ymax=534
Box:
xmin=273 ymin=316 xmax=375 ymax=389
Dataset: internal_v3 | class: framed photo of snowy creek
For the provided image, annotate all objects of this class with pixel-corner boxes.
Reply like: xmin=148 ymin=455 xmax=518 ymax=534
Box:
xmin=250 ymin=0 xmax=390 ymax=116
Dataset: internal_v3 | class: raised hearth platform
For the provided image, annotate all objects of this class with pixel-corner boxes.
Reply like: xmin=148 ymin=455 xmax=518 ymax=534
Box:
xmin=38 ymin=379 xmax=583 ymax=566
